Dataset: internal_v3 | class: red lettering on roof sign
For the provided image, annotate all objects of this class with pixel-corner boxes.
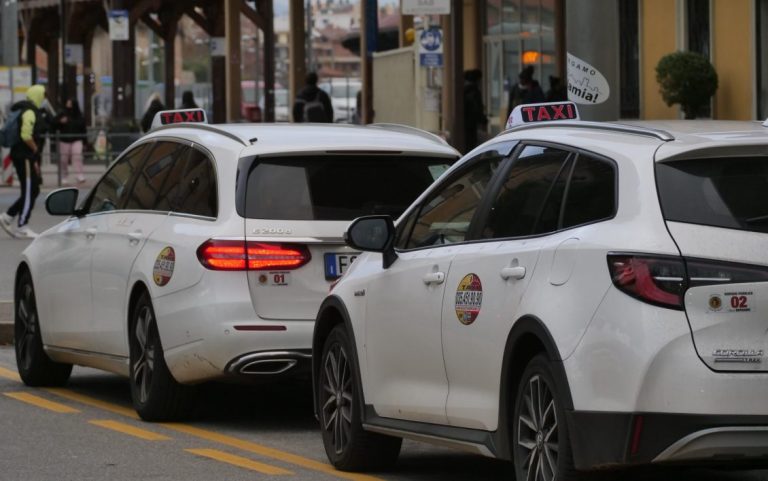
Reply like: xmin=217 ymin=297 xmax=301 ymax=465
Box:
xmin=521 ymin=106 xmax=536 ymax=122
xmin=160 ymin=109 xmax=206 ymax=125
xmin=521 ymin=103 xmax=579 ymax=123
xmin=536 ymin=107 xmax=551 ymax=121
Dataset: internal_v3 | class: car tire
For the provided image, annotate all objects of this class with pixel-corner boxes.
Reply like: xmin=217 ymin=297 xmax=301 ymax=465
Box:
xmin=129 ymin=291 xmax=194 ymax=421
xmin=512 ymin=354 xmax=580 ymax=481
xmin=318 ymin=325 xmax=402 ymax=471
xmin=14 ymin=270 xmax=73 ymax=386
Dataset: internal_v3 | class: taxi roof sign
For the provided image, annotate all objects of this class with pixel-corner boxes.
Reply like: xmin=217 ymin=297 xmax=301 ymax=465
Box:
xmin=151 ymin=108 xmax=207 ymax=130
xmin=506 ymin=101 xmax=580 ymax=130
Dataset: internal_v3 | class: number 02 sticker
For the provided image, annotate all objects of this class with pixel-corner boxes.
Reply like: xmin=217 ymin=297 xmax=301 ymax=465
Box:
xmin=709 ymin=292 xmax=754 ymax=312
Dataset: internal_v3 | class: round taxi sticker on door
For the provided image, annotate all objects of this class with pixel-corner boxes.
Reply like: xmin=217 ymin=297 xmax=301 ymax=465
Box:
xmin=153 ymin=247 xmax=175 ymax=286
xmin=455 ymin=273 xmax=483 ymax=325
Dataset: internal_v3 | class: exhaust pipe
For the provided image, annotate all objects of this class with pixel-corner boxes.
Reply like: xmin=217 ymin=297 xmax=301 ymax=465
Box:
xmin=227 ymin=350 xmax=311 ymax=376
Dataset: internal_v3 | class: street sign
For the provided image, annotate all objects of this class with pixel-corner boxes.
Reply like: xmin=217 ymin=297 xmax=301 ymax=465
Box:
xmin=418 ymin=27 xmax=443 ymax=68
xmin=108 ymin=10 xmax=130 ymax=41
xmin=210 ymin=37 xmax=226 ymax=57
xmin=402 ymin=0 xmax=451 ymax=15
xmin=64 ymin=44 xmax=83 ymax=65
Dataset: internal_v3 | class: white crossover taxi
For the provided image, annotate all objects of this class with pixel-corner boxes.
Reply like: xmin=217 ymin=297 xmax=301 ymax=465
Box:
xmin=13 ymin=109 xmax=459 ymax=420
xmin=313 ymin=101 xmax=768 ymax=479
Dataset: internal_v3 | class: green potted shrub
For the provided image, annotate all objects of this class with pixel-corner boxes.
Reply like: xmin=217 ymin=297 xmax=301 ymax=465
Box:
xmin=656 ymin=51 xmax=718 ymax=119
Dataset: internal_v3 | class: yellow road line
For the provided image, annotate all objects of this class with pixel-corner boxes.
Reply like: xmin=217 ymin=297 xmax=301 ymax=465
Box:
xmin=4 ymin=391 xmax=80 ymax=413
xmin=186 ymin=448 xmax=293 ymax=476
xmin=45 ymin=388 xmax=140 ymax=419
xmin=164 ymin=423 xmax=383 ymax=481
xmin=89 ymin=419 xmax=171 ymax=441
xmin=0 ymin=366 xmax=21 ymax=382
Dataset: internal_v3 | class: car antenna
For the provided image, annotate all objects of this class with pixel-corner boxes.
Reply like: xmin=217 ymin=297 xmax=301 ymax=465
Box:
xmin=249 ymin=137 xmax=258 ymax=144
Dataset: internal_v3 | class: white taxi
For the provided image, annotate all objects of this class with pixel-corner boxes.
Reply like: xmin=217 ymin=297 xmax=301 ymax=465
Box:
xmin=13 ymin=109 xmax=458 ymax=420
xmin=313 ymin=102 xmax=768 ymax=478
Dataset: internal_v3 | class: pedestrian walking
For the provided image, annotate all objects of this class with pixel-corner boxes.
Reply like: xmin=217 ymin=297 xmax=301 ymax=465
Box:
xmin=292 ymin=72 xmax=333 ymax=123
xmin=180 ymin=90 xmax=198 ymax=109
xmin=463 ymin=69 xmax=489 ymax=152
xmin=141 ymin=93 xmax=165 ymax=133
xmin=0 ymin=85 xmax=47 ymax=239
xmin=507 ymin=65 xmax=545 ymax=119
xmin=52 ymin=97 xmax=87 ymax=184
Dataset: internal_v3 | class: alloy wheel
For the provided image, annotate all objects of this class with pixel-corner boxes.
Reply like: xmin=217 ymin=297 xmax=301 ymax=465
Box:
xmin=132 ymin=306 xmax=156 ymax=405
xmin=16 ymin=283 xmax=37 ymax=371
xmin=517 ymin=374 xmax=559 ymax=481
xmin=321 ymin=341 xmax=354 ymax=455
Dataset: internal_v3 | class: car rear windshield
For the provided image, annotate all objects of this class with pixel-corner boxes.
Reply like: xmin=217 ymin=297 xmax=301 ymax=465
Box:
xmin=244 ymin=155 xmax=453 ymax=220
xmin=656 ymin=157 xmax=768 ymax=233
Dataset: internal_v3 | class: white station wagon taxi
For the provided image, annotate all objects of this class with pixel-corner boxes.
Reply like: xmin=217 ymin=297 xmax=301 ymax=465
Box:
xmin=13 ymin=109 xmax=458 ymax=420
xmin=313 ymin=102 xmax=768 ymax=479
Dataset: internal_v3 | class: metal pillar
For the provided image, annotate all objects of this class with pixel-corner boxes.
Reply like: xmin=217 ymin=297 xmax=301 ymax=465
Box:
xmin=1 ymin=0 xmax=19 ymax=66
xmin=449 ymin=0 xmax=465 ymax=153
xmin=360 ymin=0 xmax=378 ymax=124
xmin=47 ymin=36 xmax=59 ymax=108
xmin=112 ymin=0 xmax=136 ymax=121
xmin=163 ymin=22 xmax=177 ymax=108
xmin=289 ymin=0 xmax=306 ymax=115
xmin=258 ymin=0 xmax=274 ymax=122
xmin=224 ymin=0 xmax=241 ymax=122
xmin=84 ymin=30 xmax=94 ymax=126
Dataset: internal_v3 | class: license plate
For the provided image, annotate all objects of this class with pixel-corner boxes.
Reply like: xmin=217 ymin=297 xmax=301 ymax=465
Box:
xmin=324 ymin=253 xmax=359 ymax=280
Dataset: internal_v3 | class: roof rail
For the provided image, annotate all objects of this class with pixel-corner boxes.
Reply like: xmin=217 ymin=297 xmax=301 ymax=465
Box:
xmin=369 ymin=123 xmax=448 ymax=145
xmin=502 ymin=120 xmax=676 ymax=142
xmin=150 ymin=123 xmax=249 ymax=146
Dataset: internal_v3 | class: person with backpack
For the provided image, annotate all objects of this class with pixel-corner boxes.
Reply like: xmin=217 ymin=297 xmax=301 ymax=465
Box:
xmin=0 ymin=84 xmax=47 ymax=238
xmin=292 ymin=72 xmax=333 ymax=123
xmin=52 ymin=97 xmax=87 ymax=185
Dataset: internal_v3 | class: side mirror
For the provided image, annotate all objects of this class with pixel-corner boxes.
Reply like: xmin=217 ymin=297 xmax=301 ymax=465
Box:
xmin=345 ymin=215 xmax=397 ymax=268
xmin=45 ymin=188 xmax=79 ymax=216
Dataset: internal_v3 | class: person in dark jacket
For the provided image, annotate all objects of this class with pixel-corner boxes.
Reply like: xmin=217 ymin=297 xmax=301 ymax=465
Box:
xmin=463 ymin=69 xmax=488 ymax=152
xmin=507 ymin=65 xmax=546 ymax=119
xmin=0 ymin=85 xmax=47 ymax=238
xmin=292 ymin=72 xmax=333 ymax=123
xmin=141 ymin=94 xmax=165 ymax=133
xmin=53 ymin=97 xmax=87 ymax=184
xmin=180 ymin=90 xmax=198 ymax=109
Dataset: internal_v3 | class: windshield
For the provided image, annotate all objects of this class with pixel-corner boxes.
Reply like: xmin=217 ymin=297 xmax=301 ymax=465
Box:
xmin=244 ymin=155 xmax=453 ymax=220
xmin=656 ymin=156 xmax=768 ymax=233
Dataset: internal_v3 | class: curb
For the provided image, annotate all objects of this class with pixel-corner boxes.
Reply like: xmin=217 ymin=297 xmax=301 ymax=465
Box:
xmin=0 ymin=302 xmax=12 ymax=345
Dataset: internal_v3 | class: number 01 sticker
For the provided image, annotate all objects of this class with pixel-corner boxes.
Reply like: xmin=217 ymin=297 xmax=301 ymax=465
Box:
xmin=258 ymin=271 xmax=290 ymax=286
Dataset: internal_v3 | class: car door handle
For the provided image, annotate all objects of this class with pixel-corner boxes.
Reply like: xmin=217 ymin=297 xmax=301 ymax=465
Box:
xmin=128 ymin=231 xmax=143 ymax=245
xmin=85 ymin=227 xmax=97 ymax=239
xmin=500 ymin=266 xmax=526 ymax=280
xmin=423 ymin=272 xmax=445 ymax=285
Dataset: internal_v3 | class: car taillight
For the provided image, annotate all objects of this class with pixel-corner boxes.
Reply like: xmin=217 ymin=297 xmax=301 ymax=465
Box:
xmin=607 ymin=254 xmax=686 ymax=309
xmin=197 ymin=240 xmax=311 ymax=271
xmin=608 ymin=254 xmax=768 ymax=310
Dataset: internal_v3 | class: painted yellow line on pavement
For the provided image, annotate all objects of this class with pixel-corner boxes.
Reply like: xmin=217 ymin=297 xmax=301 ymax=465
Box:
xmin=4 ymin=391 xmax=80 ymax=413
xmin=89 ymin=419 xmax=171 ymax=441
xmin=186 ymin=448 xmax=293 ymax=475
xmin=45 ymin=388 xmax=140 ymax=419
xmin=0 ymin=366 xmax=21 ymax=382
xmin=164 ymin=423 xmax=384 ymax=481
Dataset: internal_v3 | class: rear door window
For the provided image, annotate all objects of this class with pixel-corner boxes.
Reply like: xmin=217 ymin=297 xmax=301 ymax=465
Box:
xmin=561 ymin=154 xmax=616 ymax=228
xmin=657 ymin=157 xmax=768 ymax=233
xmin=157 ymin=147 xmax=218 ymax=218
xmin=243 ymin=156 xmax=453 ymax=220
xmin=125 ymin=141 xmax=187 ymax=211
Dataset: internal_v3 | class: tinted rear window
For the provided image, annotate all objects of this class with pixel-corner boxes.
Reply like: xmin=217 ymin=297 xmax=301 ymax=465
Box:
xmin=244 ymin=156 xmax=453 ymax=220
xmin=656 ymin=157 xmax=768 ymax=233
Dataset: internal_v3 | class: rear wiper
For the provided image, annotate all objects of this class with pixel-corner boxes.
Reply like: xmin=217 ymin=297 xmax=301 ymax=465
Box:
xmin=745 ymin=214 xmax=768 ymax=224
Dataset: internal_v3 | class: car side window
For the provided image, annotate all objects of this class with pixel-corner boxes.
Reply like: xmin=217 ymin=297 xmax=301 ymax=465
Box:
xmin=481 ymin=146 xmax=571 ymax=239
xmin=159 ymin=147 xmax=218 ymax=218
xmin=561 ymin=154 xmax=616 ymax=228
xmin=125 ymin=141 xmax=187 ymax=211
xmin=87 ymin=143 xmax=150 ymax=214
xmin=406 ymin=158 xmax=501 ymax=248
xmin=395 ymin=207 xmax=418 ymax=249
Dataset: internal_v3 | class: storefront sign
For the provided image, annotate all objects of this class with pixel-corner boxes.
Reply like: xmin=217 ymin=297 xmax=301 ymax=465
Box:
xmin=11 ymin=66 xmax=31 ymax=102
xmin=567 ymin=52 xmax=610 ymax=105
xmin=419 ymin=27 xmax=443 ymax=68
xmin=64 ymin=44 xmax=83 ymax=65
xmin=210 ymin=37 xmax=226 ymax=57
xmin=109 ymin=10 xmax=130 ymax=41
xmin=403 ymin=0 xmax=451 ymax=15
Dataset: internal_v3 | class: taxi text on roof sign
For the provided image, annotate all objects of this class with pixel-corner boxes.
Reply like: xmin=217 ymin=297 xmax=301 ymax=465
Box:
xmin=506 ymin=101 xmax=580 ymax=130
xmin=150 ymin=108 xmax=208 ymax=130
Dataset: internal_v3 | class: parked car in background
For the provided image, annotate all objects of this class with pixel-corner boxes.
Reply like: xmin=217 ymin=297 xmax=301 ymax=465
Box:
xmin=319 ymin=78 xmax=361 ymax=123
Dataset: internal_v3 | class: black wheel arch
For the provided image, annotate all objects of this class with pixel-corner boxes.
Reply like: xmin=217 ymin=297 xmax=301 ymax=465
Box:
xmin=313 ymin=295 xmax=366 ymax=420
xmin=14 ymin=262 xmax=31 ymax=296
xmin=494 ymin=315 xmax=574 ymax=460
xmin=127 ymin=281 xmax=150 ymax=343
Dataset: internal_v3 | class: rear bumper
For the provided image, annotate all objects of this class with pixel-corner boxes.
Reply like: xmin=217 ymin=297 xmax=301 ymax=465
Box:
xmin=568 ymin=411 xmax=768 ymax=470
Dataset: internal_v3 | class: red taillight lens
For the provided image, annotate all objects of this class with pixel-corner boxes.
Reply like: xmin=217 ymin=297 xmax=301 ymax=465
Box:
xmin=197 ymin=240 xmax=311 ymax=271
xmin=607 ymin=255 xmax=686 ymax=309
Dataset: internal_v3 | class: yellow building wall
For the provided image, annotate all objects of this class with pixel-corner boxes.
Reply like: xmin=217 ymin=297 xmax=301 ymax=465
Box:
xmin=712 ymin=0 xmax=753 ymax=119
xmin=463 ymin=0 xmax=480 ymax=70
xmin=641 ymin=0 xmax=678 ymax=119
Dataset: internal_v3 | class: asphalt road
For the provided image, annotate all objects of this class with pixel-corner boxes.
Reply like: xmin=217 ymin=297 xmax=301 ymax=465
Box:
xmin=2 ymin=188 xmax=768 ymax=480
